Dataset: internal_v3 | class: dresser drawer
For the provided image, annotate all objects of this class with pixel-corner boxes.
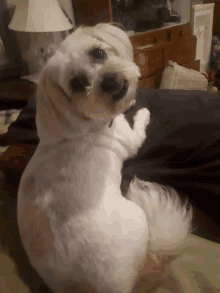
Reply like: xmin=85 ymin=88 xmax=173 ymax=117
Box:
xmin=130 ymin=29 xmax=167 ymax=47
xmin=139 ymin=72 xmax=163 ymax=89
xmin=134 ymin=46 xmax=163 ymax=78
xmin=164 ymin=23 xmax=192 ymax=43
xmin=130 ymin=23 xmax=192 ymax=47
xmin=163 ymin=36 xmax=197 ymax=67
xmin=181 ymin=59 xmax=200 ymax=71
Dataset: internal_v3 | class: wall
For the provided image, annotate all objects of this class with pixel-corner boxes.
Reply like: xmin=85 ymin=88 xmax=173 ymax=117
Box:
xmin=0 ymin=0 xmax=75 ymax=77
xmin=192 ymin=0 xmax=205 ymax=4
xmin=172 ymin=0 xmax=191 ymax=23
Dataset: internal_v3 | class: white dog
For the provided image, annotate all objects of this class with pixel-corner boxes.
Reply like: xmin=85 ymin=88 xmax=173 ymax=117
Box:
xmin=18 ymin=23 xmax=192 ymax=293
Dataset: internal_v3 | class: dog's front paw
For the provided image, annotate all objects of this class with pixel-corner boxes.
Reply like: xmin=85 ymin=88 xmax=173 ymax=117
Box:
xmin=133 ymin=108 xmax=150 ymax=131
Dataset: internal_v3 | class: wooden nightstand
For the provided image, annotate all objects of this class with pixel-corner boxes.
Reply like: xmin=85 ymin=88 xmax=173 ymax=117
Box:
xmin=0 ymin=77 xmax=37 ymax=167
xmin=0 ymin=77 xmax=36 ymax=110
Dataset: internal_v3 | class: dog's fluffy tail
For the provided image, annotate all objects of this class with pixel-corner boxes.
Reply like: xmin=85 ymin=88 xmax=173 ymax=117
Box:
xmin=126 ymin=178 xmax=193 ymax=259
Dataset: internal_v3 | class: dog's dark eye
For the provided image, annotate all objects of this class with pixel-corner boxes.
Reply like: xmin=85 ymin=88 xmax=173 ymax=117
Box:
xmin=89 ymin=47 xmax=107 ymax=60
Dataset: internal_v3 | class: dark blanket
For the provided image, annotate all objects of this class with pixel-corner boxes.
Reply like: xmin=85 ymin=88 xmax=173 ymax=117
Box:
xmin=1 ymin=88 xmax=220 ymax=221
xmin=124 ymin=89 xmax=220 ymax=223
xmin=124 ymin=89 xmax=220 ymax=182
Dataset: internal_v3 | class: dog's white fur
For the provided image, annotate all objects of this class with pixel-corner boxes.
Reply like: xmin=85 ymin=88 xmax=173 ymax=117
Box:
xmin=18 ymin=23 xmax=192 ymax=293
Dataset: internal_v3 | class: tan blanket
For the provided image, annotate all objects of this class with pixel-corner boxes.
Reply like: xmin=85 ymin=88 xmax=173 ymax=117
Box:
xmin=1 ymin=234 xmax=220 ymax=293
xmin=137 ymin=234 xmax=220 ymax=293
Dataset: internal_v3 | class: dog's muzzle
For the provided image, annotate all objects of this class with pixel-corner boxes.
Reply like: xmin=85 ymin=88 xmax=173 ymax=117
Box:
xmin=101 ymin=73 xmax=129 ymax=102
xmin=69 ymin=73 xmax=129 ymax=102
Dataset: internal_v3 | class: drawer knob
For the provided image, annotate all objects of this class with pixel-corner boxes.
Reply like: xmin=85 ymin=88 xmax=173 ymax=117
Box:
xmin=166 ymin=31 xmax=171 ymax=41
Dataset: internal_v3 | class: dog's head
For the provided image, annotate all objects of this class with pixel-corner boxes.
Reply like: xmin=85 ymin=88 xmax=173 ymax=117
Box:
xmin=36 ymin=23 xmax=140 ymax=141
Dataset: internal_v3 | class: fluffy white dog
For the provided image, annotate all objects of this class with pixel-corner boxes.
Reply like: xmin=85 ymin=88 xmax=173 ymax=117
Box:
xmin=18 ymin=23 xmax=192 ymax=293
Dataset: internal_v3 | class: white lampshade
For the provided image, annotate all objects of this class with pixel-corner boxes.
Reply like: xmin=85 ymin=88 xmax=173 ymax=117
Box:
xmin=8 ymin=0 xmax=73 ymax=32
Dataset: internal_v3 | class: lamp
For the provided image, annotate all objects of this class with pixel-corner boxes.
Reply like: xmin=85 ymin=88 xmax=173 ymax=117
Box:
xmin=8 ymin=0 xmax=73 ymax=32
xmin=8 ymin=0 xmax=73 ymax=75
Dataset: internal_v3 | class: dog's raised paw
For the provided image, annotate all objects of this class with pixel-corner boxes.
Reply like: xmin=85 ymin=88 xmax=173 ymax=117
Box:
xmin=133 ymin=108 xmax=150 ymax=130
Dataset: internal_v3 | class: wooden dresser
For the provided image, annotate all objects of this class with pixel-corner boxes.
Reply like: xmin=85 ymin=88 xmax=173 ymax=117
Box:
xmin=130 ymin=23 xmax=199 ymax=89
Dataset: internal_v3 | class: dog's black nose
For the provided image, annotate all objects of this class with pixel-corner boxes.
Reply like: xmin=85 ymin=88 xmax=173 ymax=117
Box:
xmin=70 ymin=75 xmax=89 ymax=92
xmin=101 ymin=73 xmax=129 ymax=102
xmin=101 ymin=73 xmax=121 ymax=94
